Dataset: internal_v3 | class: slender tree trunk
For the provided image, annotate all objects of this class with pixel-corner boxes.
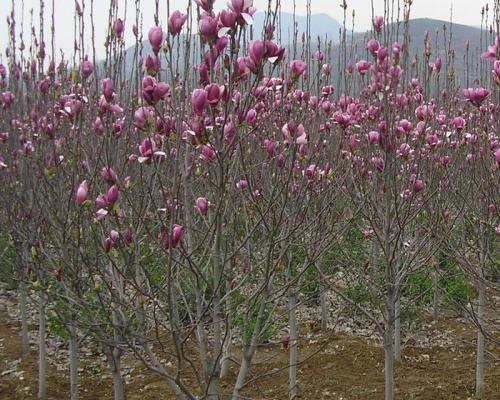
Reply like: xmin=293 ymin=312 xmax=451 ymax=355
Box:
xmin=320 ymin=287 xmax=328 ymax=333
xmin=432 ymin=267 xmax=439 ymax=321
xmin=394 ymin=297 xmax=401 ymax=362
xmin=231 ymin=289 xmax=269 ymax=400
xmin=475 ymin=275 xmax=486 ymax=399
xmin=68 ymin=320 xmax=79 ymax=400
xmin=19 ymin=274 xmax=30 ymax=355
xmin=110 ymin=351 xmax=125 ymax=400
xmin=384 ymin=287 xmax=395 ymax=400
xmin=288 ymin=289 xmax=298 ymax=399
xmin=220 ymin=286 xmax=232 ymax=379
xmin=232 ymin=348 xmax=253 ymax=400
xmin=38 ymin=292 xmax=47 ymax=400
xmin=475 ymin=225 xmax=487 ymax=399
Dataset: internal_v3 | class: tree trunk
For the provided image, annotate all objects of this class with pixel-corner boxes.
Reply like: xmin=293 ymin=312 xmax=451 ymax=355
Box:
xmin=38 ymin=292 xmax=47 ymax=400
xmin=69 ymin=320 xmax=79 ymax=400
xmin=320 ymin=287 xmax=328 ymax=333
xmin=432 ymin=267 xmax=439 ymax=321
xmin=384 ymin=288 xmax=395 ymax=400
xmin=288 ymin=290 xmax=298 ymax=399
xmin=110 ymin=351 xmax=125 ymax=400
xmin=231 ymin=285 xmax=270 ymax=400
xmin=475 ymin=277 xmax=486 ymax=399
xmin=394 ymin=297 xmax=401 ymax=362
xmin=232 ymin=348 xmax=253 ymax=400
xmin=220 ymin=288 xmax=232 ymax=380
xmin=19 ymin=275 xmax=30 ymax=355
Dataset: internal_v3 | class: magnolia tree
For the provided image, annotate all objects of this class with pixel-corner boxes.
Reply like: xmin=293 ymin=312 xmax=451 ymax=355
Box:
xmin=0 ymin=1 xmax=499 ymax=400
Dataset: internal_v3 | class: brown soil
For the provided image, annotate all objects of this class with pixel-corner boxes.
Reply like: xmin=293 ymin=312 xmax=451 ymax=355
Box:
xmin=1 ymin=310 xmax=499 ymax=400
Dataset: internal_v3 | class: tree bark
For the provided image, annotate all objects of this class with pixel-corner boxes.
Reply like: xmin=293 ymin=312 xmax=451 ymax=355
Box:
xmin=288 ymin=289 xmax=298 ymax=399
xmin=19 ymin=274 xmax=30 ymax=356
xmin=69 ymin=320 xmax=79 ymax=400
xmin=384 ymin=287 xmax=395 ymax=400
xmin=110 ymin=351 xmax=125 ymax=400
xmin=320 ymin=286 xmax=328 ymax=333
xmin=394 ymin=297 xmax=401 ymax=362
xmin=220 ymin=287 xmax=232 ymax=379
xmin=38 ymin=292 xmax=47 ymax=400
xmin=432 ymin=267 xmax=439 ymax=321
xmin=475 ymin=225 xmax=487 ymax=399
xmin=475 ymin=275 xmax=486 ymax=399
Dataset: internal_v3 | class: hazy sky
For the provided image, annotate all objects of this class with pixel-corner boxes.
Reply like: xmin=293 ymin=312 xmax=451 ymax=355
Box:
xmin=0 ymin=0 xmax=492 ymax=60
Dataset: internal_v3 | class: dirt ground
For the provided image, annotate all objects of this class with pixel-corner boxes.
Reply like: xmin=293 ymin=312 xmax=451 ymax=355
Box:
xmin=1 ymin=307 xmax=499 ymax=399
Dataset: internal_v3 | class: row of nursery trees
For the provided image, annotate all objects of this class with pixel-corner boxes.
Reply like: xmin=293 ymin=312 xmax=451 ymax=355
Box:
xmin=0 ymin=0 xmax=499 ymax=399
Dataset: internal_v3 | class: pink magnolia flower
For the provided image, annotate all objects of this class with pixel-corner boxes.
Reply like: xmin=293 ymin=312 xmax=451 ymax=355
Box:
xmin=372 ymin=157 xmax=384 ymax=172
xmin=480 ymin=36 xmax=499 ymax=60
xmin=356 ymin=60 xmax=370 ymax=75
xmin=228 ymin=0 xmax=255 ymax=24
xmin=195 ymin=197 xmax=209 ymax=216
xmin=168 ymin=11 xmax=188 ymax=35
xmin=236 ymin=179 xmax=248 ymax=190
xmin=463 ymin=87 xmax=490 ymax=106
xmin=100 ymin=167 xmax=118 ymax=184
xmin=76 ymin=180 xmax=89 ymax=206
xmin=81 ymin=55 xmax=94 ymax=79
xmin=142 ymin=76 xmax=170 ymax=104
xmin=220 ymin=9 xmax=238 ymax=28
xmin=493 ymin=60 xmax=500 ymax=84
xmin=199 ymin=14 xmax=218 ymax=42
xmin=205 ymin=83 xmax=223 ymax=106
xmin=201 ymin=144 xmax=216 ymax=161
xmin=123 ymin=228 xmax=133 ymax=246
xmin=249 ymin=40 xmax=265 ymax=65
xmin=95 ymin=195 xmax=108 ymax=209
xmin=169 ymin=224 xmax=185 ymax=248
xmin=148 ymin=27 xmax=164 ymax=54
xmin=113 ymin=18 xmax=124 ymax=38
xmin=101 ymin=78 xmax=115 ymax=102
xmin=1 ymin=91 xmax=14 ymax=109
xmin=264 ymin=139 xmax=276 ymax=158
xmin=367 ymin=39 xmax=380 ymax=56
xmin=411 ymin=176 xmax=424 ymax=193
xmin=106 ymin=184 xmax=119 ymax=205
xmin=367 ymin=131 xmax=380 ymax=144
xmin=192 ymin=88 xmax=208 ymax=115
xmin=96 ymin=208 xmax=108 ymax=221
xmin=495 ymin=148 xmax=500 ymax=166
xmin=195 ymin=0 xmax=214 ymax=12
xmin=290 ymin=59 xmax=307 ymax=77
xmin=133 ymin=107 xmax=154 ymax=129
xmin=373 ymin=16 xmax=384 ymax=32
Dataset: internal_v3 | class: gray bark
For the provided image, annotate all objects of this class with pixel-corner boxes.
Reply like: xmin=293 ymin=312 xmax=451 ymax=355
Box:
xmin=320 ymin=287 xmax=328 ymax=333
xmin=432 ymin=267 xmax=439 ymax=321
xmin=220 ymin=290 xmax=232 ymax=379
xmin=475 ymin=225 xmax=487 ymax=399
xmin=38 ymin=292 xmax=47 ymax=400
xmin=111 ymin=365 xmax=125 ymax=400
xmin=394 ymin=297 xmax=401 ymax=362
xmin=69 ymin=321 xmax=79 ymax=400
xmin=19 ymin=276 xmax=30 ymax=355
xmin=384 ymin=288 xmax=395 ymax=400
xmin=475 ymin=280 xmax=486 ymax=399
xmin=288 ymin=290 xmax=298 ymax=399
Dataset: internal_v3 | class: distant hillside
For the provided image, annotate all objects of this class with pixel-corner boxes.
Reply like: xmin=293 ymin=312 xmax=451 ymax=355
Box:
xmin=344 ymin=18 xmax=488 ymax=86
xmin=114 ymin=17 xmax=491 ymax=88
xmin=252 ymin=12 xmax=342 ymax=42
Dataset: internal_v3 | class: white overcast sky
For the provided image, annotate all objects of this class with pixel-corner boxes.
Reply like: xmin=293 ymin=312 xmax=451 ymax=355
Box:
xmin=0 ymin=0 xmax=493 ymax=60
